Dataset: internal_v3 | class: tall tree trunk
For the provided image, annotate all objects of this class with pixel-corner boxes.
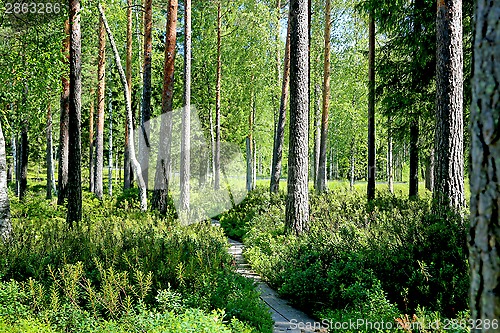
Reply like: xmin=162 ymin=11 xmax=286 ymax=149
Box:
xmin=433 ymin=0 xmax=464 ymax=210
xmin=58 ymin=20 xmax=70 ymax=206
xmin=425 ymin=149 xmax=434 ymax=191
xmin=99 ymin=3 xmax=147 ymax=211
xmin=247 ymin=91 xmax=255 ymax=192
xmin=46 ymin=104 xmax=55 ymax=199
xmin=108 ymin=89 xmax=113 ymax=197
xmin=367 ymin=10 xmax=376 ymax=201
xmin=316 ymin=0 xmax=331 ymax=193
xmin=253 ymin=140 xmax=257 ymax=189
xmin=124 ymin=0 xmax=133 ymax=190
xmin=246 ymin=137 xmax=252 ymax=191
xmin=89 ymin=89 xmax=95 ymax=192
xmin=19 ymin=122 xmax=28 ymax=200
xmin=409 ymin=117 xmax=419 ymax=198
xmin=180 ymin=0 xmax=191 ymax=212
xmin=214 ymin=0 xmax=222 ymax=191
xmin=152 ymin=0 xmax=177 ymax=214
xmin=468 ymin=0 xmax=500 ymax=323
xmin=0 ymin=119 xmax=12 ymax=241
xmin=94 ymin=16 xmax=106 ymax=199
xmin=67 ymin=0 xmax=83 ymax=226
xmin=350 ymin=138 xmax=355 ymax=190
xmin=285 ymin=0 xmax=309 ymax=235
xmin=387 ymin=114 xmax=394 ymax=193
xmin=313 ymin=83 xmax=320 ymax=185
xmin=11 ymin=136 xmax=16 ymax=192
xmin=270 ymin=15 xmax=290 ymax=194
xmin=139 ymin=0 xmax=153 ymax=189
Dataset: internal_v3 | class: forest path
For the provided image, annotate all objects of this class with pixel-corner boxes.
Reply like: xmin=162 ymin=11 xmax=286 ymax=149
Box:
xmin=213 ymin=220 xmax=323 ymax=333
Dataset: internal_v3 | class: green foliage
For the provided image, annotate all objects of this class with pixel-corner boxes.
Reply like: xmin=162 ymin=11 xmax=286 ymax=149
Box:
xmin=0 ymin=188 xmax=272 ymax=332
xmin=221 ymin=187 xmax=469 ymax=325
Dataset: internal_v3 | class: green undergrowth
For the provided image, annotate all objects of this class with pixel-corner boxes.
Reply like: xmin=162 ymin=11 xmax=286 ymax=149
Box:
xmin=219 ymin=186 xmax=470 ymax=332
xmin=0 ymin=188 xmax=273 ymax=333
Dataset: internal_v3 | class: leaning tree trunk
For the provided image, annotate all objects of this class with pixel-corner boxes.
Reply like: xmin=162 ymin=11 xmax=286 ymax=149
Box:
xmin=214 ymin=0 xmax=222 ymax=191
xmin=270 ymin=15 xmax=290 ymax=194
xmin=94 ymin=15 xmax=106 ymax=200
xmin=433 ymin=0 xmax=464 ymax=210
xmin=285 ymin=0 xmax=309 ymax=235
xmin=99 ymin=3 xmax=147 ymax=211
xmin=124 ymin=0 xmax=132 ymax=190
xmin=409 ymin=117 xmax=419 ymax=198
xmin=468 ymin=0 xmax=500 ymax=324
xmin=152 ymin=0 xmax=177 ymax=214
xmin=0 ymin=119 xmax=12 ymax=241
xmin=139 ymin=0 xmax=153 ymax=189
xmin=67 ymin=0 xmax=83 ymax=226
xmin=58 ymin=19 xmax=70 ymax=206
xmin=367 ymin=10 xmax=376 ymax=201
xmin=316 ymin=0 xmax=331 ymax=193
xmin=180 ymin=0 xmax=191 ymax=212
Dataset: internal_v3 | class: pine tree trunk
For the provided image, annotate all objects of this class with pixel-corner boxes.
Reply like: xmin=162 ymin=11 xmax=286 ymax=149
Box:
xmin=285 ymin=0 xmax=309 ymax=235
xmin=0 ymin=119 xmax=12 ymax=241
xmin=316 ymin=0 xmax=331 ymax=193
xmin=409 ymin=117 xmax=419 ymax=198
xmin=139 ymin=0 xmax=153 ymax=189
xmin=214 ymin=1 xmax=222 ymax=191
xmin=94 ymin=16 xmax=106 ymax=200
xmin=180 ymin=0 xmax=191 ymax=212
xmin=99 ymin=3 xmax=147 ymax=211
xmin=387 ymin=115 xmax=394 ymax=193
xmin=58 ymin=20 xmax=70 ymax=206
xmin=468 ymin=0 xmax=500 ymax=323
xmin=425 ymin=149 xmax=434 ymax=191
xmin=367 ymin=10 xmax=376 ymax=201
xmin=152 ymin=0 xmax=177 ymax=214
xmin=19 ymin=123 xmax=28 ymax=200
xmin=124 ymin=0 xmax=133 ymax=190
xmin=46 ymin=104 xmax=55 ymax=199
xmin=108 ymin=89 xmax=113 ymax=197
xmin=270 ymin=15 xmax=290 ymax=194
xmin=89 ymin=90 xmax=95 ymax=192
xmin=433 ymin=0 xmax=464 ymax=210
xmin=67 ymin=0 xmax=83 ymax=226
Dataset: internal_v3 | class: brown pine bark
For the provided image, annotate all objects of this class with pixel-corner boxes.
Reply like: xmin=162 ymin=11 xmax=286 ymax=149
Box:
xmin=367 ymin=10 xmax=376 ymax=201
xmin=94 ymin=16 xmax=106 ymax=199
xmin=285 ymin=0 xmax=309 ymax=235
xmin=153 ymin=0 xmax=177 ymax=214
xmin=316 ymin=0 xmax=331 ymax=193
xmin=270 ymin=15 xmax=291 ymax=194
xmin=468 ymin=0 xmax=500 ymax=325
xmin=433 ymin=0 xmax=464 ymax=210
xmin=58 ymin=19 xmax=70 ymax=206
xmin=67 ymin=0 xmax=82 ymax=226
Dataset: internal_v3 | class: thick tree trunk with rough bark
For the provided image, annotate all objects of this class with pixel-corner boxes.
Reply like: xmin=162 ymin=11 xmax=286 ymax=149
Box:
xmin=152 ymin=0 xmax=177 ymax=214
xmin=367 ymin=10 xmax=376 ymax=201
xmin=214 ymin=1 xmax=222 ymax=191
xmin=409 ymin=117 xmax=419 ymax=198
xmin=99 ymin=3 xmax=147 ymax=211
xmin=58 ymin=20 xmax=70 ymax=206
xmin=468 ymin=0 xmax=500 ymax=325
xmin=180 ymin=0 xmax=191 ymax=212
xmin=316 ymin=0 xmax=331 ymax=193
xmin=270 ymin=15 xmax=290 ymax=194
xmin=124 ymin=0 xmax=133 ymax=190
xmin=433 ymin=0 xmax=464 ymax=210
xmin=67 ymin=0 xmax=82 ymax=226
xmin=94 ymin=16 xmax=106 ymax=200
xmin=0 ymin=120 xmax=11 ymax=241
xmin=285 ymin=0 xmax=309 ymax=235
xmin=139 ymin=0 xmax=153 ymax=189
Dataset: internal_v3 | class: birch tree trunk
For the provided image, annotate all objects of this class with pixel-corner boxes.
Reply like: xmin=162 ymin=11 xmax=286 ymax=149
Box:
xmin=89 ymin=89 xmax=95 ymax=192
xmin=214 ymin=0 xmax=222 ymax=191
xmin=94 ymin=15 xmax=106 ymax=199
xmin=108 ymin=89 xmax=113 ymax=197
xmin=19 ymin=123 xmax=28 ymax=200
xmin=468 ymin=0 xmax=500 ymax=324
xmin=433 ymin=0 xmax=464 ymax=210
xmin=0 ymin=120 xmax=12 ymax=241
xmin=285 ymin=0 xmax=309 ymax=235
xmin=99 ymin=3 xmax=147 ymax=211
xmin=124 ymin=0 xmax=133 ymax=190
xmin=316 ymin=0 xmax=331 ymax=193
xmin=67 ymin=0 xmax=83 ymax=226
